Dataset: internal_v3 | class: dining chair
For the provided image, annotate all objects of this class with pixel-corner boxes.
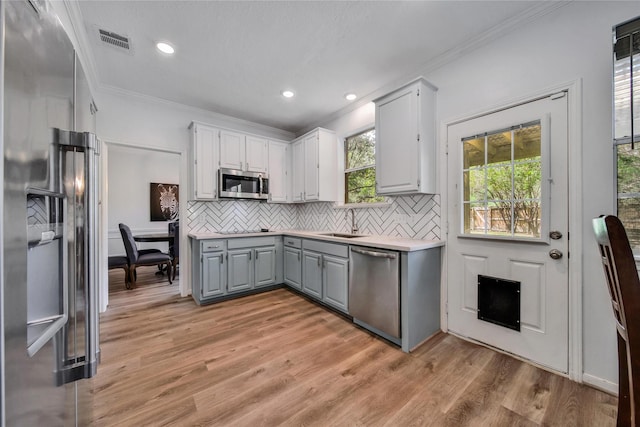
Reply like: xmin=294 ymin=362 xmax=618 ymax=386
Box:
xmin=119 ymin=223 xmax=172 ymax=287
xmin=108 ymin=255 xmax=130 ymax=289
xmin=168 ymin=221 xmax=179 ymax=281
xmin=593 ymin=215 xmax=640 ymax=426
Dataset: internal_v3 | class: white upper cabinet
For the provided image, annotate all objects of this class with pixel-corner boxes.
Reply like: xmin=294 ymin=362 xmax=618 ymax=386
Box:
xmin=220 ymin=131 xmax=268 ymax=173
xmin=267 ymin=140 xmax=290 ymax=203
xmin=303 ymin=133 xmax=320 ymax=201
xmin=219 ymin=130 xmax=245 ymax=170
xmin=292 ymin=139 xmax=305 ymax=202
xmin=374 ymin=77 xmax=437 ymax=195
xmin=245 ymin=135 xmax=268 ymax=173
xmin=291 ymin=128 xmax=337 ymax=203
xmin=189 ymin=122 xmax=219 ymax=200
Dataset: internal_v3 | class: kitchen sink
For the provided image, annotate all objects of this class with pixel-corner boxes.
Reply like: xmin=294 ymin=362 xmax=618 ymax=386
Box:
xmin=319 ymin=232 xmax=368 ymax=239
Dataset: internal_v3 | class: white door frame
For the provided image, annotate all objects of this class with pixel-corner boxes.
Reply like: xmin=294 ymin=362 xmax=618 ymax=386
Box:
xmin=99 ymin=139 xmax=190 ymax=312
xmin=439 ymin=79 xmax=583 ymax=382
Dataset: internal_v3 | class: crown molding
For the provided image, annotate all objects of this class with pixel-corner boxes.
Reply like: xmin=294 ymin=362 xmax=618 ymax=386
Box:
xmin=53 ymin=1 xmax=102 ymax=107
xmin=306 ymin=1 xmax=572 ymax=135
xmin=99 ymin=84 xmax=296 ymax=141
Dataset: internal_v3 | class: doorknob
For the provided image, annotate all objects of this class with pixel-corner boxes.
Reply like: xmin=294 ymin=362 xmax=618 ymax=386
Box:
xmin=549 ymin=249 xmax=563 ymax=260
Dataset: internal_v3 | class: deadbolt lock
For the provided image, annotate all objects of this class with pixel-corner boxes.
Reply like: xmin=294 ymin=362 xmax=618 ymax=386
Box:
xmin=549 ymin=231 xmax=563 ymax=240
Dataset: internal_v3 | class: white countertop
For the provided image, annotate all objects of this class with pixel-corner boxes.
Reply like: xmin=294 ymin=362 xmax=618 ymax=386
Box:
xmin=188 ymin=229 xmax=444 ymax=252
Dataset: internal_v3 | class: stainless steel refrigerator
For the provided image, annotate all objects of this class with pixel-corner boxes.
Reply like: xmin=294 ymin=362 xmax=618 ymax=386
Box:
xmin=2 ymin=1 xmax=100 ymax=425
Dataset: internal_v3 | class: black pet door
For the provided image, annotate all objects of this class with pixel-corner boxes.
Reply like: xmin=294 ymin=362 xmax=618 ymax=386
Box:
xmin=477 ymin=275 xmax=521 ymax=331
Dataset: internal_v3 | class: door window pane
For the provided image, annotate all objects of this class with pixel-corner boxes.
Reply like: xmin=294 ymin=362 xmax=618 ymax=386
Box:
xmin=617 ymin=143 xmax=640 ymax=250
xmin=462 ymin=121 xmax=542 ymax=239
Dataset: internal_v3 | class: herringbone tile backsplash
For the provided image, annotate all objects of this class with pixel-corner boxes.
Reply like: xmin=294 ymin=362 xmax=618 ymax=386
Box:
xmin=187 ymin=194 xmax=440 ymax=240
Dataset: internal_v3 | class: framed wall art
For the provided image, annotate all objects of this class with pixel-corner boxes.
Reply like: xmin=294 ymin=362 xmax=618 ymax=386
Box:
xmin=150 ymin=183 xmax=179 ymax=221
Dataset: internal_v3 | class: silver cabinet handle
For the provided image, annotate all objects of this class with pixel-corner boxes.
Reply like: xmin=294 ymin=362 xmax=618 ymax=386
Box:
xmin=351 ymin=247 xmax=397 ymax=259
xmin=221 ymin=254 xmax=224 ymax=264
xmin=256 ymin=250 xmax=259 ymax=260
xmin=249 ymin=251 xmax=252 ymax=260
xmin=317 ymin=255 xmax=321 ymax=267
xmin=297 ymin=252 xmax=300 ymax=261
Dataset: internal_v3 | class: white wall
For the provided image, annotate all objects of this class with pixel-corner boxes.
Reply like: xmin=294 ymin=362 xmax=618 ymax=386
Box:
xmin=97 ymin=89 xmax=295 ymax=298
xmin=107 ymin=144 xmax=179 ymax=255
xmin=95 ymin=0 xmax=636 ymax=389
xmin=319 ymin=1 xmax=635 ymax=389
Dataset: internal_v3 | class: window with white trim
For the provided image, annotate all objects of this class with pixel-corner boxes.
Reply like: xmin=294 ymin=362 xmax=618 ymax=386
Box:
xmin=614 ymin=16 xmax=640 ymax=251
xmin=344 ymin=129 xmax=384 ymax=204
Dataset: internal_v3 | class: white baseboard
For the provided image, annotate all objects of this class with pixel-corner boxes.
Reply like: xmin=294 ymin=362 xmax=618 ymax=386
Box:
xmin=582 ymin=373 xmax=618 ymax=396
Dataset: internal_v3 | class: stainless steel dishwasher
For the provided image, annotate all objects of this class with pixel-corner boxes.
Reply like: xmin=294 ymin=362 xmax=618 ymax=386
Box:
xmin=349 ymin=246 xmax=400 ymax=339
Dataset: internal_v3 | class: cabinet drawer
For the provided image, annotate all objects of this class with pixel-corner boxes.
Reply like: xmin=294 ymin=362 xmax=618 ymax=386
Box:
xmin=227 ymin=236 xmax=276 ymax=249
xmin=202 ymin=240 xmax=226 ymax=252
xmin=303 ymin=239 xmax=348 ymax=258
xmin=283 ymin=237 xmax=301 ymax=248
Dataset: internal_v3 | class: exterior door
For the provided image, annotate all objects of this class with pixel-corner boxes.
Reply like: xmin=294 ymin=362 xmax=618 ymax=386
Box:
xmin=446 ymin=94 xmax=569 ymax=373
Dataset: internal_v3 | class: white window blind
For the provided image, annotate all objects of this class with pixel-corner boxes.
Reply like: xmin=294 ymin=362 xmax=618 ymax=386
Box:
xmin=614 ymin=16 xmax=640 ymax=146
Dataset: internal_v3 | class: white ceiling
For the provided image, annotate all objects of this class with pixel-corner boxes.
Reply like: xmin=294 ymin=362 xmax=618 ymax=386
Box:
xmin=77 ymin=1 xmax=560 ymax=134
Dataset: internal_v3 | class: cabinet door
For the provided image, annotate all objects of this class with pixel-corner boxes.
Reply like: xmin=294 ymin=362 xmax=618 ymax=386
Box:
xmin=322 ymin=255 xmax=349 ymax=313
xmin=202 ymin=252 xmax=226 ymax=298
xmin=227 ymin=249 xmax=253 ymax=292
xmin=292 ymin=140 xmax=305 ymax=202
xmin=268 ymin=141 xmax=288 ymax=203
xmin=245 ymin=136 xmax=268 ymax=173
xmin=303 ymin=133 xmax=319 ymax=201
xmin=254 ymin=247 xmax=276 ymax=287
xmin=302 ymin=250 xmax=322 ymax=299
xmin=375 ymin=86 xmax=419 ymax=194
xmin=192 ymin=125 xmax=218 ymax=200
xmin=283 ymin=247 xmax=302 ymax=289
xmin=220 ymin=130 xmax=245 ymax=170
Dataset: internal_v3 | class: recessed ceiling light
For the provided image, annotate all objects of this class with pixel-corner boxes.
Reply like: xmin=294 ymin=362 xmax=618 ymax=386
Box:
xmin=345 ymin=93 xmax=357 ymax=101
xmin=156 ymin=42 xmax=175 ymax=54
xmin=281 ymin=90 xmax=295 ymax=98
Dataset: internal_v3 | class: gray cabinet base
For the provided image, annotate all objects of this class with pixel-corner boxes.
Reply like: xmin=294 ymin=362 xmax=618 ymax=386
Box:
xmin=192 ymin=284 xmax=284 ymax=306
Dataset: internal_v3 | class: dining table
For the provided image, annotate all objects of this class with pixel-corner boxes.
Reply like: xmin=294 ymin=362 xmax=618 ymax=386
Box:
xmin=133 ymin=233 xmax=174 ymax=243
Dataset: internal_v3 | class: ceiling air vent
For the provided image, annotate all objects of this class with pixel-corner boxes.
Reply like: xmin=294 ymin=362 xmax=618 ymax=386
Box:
xmin=97 ymin=28 xmax=133 ymax=53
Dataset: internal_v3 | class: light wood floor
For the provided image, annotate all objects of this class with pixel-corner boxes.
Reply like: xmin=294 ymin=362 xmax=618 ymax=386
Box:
xmin=88 ymin=268 xmax=617 ymax=426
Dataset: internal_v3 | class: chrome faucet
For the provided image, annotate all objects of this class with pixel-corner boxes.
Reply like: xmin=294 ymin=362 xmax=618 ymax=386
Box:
xmin=346 ymin=208 xmax=358 ymax=234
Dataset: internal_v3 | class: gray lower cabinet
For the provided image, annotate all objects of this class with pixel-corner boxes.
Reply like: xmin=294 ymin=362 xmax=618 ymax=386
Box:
xmin=202 ymin=251 xmax=226 ymax=298
xmin=227 ymin=249 xmax=253 ymax=292
xmin=302 ymin=250 xmax=322 ymax=299
xmin=283 ymin=238 xmax=302 ymax=289
xmin=283 ymin=246 xmax=302 ymax=289
xmin=227 ymin=236 xmax=277 ymax=294
xmin=322 ymin=254 xmax=349 ymax=312
xmin=192 ymin=239 xmax=227 ymax=305
xmin=297 ymin=238 xmax=349 ymax=313
xmin=254 ymin=246 xmax=277 ymax=287
xmin=192 ymin=236 xmax=279 ymax=304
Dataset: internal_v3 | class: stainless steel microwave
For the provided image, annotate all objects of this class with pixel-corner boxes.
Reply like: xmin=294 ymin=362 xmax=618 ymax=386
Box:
xmin=219 ymin=168 xmax=269 ymax=200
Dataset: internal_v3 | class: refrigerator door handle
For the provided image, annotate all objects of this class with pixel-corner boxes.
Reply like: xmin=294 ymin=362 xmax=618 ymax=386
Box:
xmin=54 ymin=129 xmax=100 ymax=386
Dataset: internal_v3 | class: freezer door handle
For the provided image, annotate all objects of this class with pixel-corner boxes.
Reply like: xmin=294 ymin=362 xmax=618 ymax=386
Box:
xmin=351 ymin=247 xmax=397 ymax=259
